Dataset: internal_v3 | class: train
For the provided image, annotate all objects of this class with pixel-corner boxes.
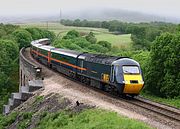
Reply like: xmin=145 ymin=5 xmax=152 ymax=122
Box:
xmin=30 ymin=38 xmax=144 ymax=97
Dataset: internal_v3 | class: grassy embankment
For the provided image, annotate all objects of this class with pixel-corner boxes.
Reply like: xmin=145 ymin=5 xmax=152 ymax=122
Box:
xmin=141 ymin=93 xmax=180 ymax=108
xmin=0 ymin=95 xmax=153 ymax=129
xmin=0 ymin=109 xmax=152 ymax=129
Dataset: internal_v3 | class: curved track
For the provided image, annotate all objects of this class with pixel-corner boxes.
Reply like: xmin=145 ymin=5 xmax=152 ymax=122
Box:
xmin=133 ymin=97 xmax=180 ymax=123
xmin=24 ymin=47 xmax=180 ymax=128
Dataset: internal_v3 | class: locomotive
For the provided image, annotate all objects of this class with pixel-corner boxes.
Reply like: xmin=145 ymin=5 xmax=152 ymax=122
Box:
xmin=30 ymin=38 xmax=144 ymax=97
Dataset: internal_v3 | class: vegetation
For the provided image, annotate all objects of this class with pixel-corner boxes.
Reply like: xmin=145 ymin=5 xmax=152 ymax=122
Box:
xmin=141 ymin=93 xmax=180 ymax=108
xmin=61 ymin=19 xmax=177 ymax=50
xmin=0 ymin=109 xmax=152 ymax=129
xmin=36 ymin=109 xmax=152 ymax=129
xmin=53 ymin=30 xmax=111 ymax=54
xmin=17 ymin=22 xmax=132 ymax=49
xmin=0 ymin=112 xmax=18 ymax=129
xmin=145 ymin=32 xmax=180 ymax=98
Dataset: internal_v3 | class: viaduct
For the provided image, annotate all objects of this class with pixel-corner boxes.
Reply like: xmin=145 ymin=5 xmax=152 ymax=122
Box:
xmin=3 ymin=48 xmax=44 ymax=115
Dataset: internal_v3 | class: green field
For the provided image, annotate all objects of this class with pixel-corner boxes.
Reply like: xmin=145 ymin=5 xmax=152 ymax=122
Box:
xmin=17 ymin=22 xmax=132 ymax=48
xmin=0 ymin=109 xmax=153 ymax=129
xmin=96 ymin=33 xmax=132 ymax=48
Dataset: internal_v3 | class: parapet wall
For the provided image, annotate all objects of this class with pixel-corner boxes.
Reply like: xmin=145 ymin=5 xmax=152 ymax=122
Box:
xmin=3 ymin=47 xmax=43 ymax=115
xmin=20 ymin=48 xmax=42 ymax=87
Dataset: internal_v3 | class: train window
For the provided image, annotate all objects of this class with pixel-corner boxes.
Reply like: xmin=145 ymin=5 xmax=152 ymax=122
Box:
xmin=110 ymin=65 xmax=115 ymax=82
xmin=123 ymin=66 xmax=139 ymax=74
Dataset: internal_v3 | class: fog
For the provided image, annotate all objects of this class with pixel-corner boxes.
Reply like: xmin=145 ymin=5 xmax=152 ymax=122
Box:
xmin=0 ymin=0 xmax=180 ymax=22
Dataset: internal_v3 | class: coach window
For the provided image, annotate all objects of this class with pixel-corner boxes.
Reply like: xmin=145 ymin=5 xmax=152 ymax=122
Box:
xmin=110 ymin=65 xmax=115 ymax=82
xmin=23 ymin=75 xmax=25 ymax=86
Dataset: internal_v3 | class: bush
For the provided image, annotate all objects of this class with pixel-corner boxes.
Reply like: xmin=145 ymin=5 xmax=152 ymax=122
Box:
xmin=97 ymin=41 xmax=111 ymax=50
xmin=63 ymin=30 xmax=80 ymax=39
xmin=73 ymin=37 xmax=91 ymax=48
xmin=85 ymin=32 xmax=97 ymax=44
xmin=25 ymin=28 xmax=42 ymax=40
xmin=12 ymin=29 xmax=32 ymax=48
xmin=145 ymin=33 xmax=180 ymax=98
xmin=88 ymin=44 xmax=108 ymax=53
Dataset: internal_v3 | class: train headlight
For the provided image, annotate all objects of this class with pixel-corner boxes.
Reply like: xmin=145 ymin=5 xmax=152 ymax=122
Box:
xmin=140 ymin=80 xmax=144 ymax=84
xmin=123 ymin=80 xmax=128 ymax=84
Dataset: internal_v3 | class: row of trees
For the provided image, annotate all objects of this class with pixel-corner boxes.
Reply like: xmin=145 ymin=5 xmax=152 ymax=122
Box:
xmin=61 ymin=19 xmax=178 ymax=50
xmin=0 ymin=24 xmax=55 ymax=113
xmin=53 ymin=30 xmax=112 ymax=54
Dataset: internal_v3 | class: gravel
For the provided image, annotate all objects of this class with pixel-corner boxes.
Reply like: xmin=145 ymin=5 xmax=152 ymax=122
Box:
xmin=24 ymin=48 xmax=179 ymax=129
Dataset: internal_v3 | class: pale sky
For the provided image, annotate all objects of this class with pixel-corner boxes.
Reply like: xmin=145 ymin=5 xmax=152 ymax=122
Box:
xmin=0 ymin=0 xmax=180 ymax=18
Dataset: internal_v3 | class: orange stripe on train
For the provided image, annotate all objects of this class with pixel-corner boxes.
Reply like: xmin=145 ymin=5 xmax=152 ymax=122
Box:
xmin=31 ymin=50 xmax=87 ymax=71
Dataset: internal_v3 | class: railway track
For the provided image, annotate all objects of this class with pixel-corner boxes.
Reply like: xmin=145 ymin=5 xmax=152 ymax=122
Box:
xmin=24 ymin=47 xmax=180 ymax=127
xmin=87 ymin=85 xmax=180 ymax=125
xmin=133 ymin=97 xmax=180 ymax=123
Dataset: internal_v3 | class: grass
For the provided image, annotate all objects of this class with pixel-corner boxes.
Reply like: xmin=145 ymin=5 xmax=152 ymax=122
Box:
xmin=17 ymin=22 xmax=108 ymax=35
xmin=0 ymin=109 xmax=153 ymax=129
xmin=141 ymin=93 xmax=180 ymax=108
xmin=36 ymin=109 xmax=152 ymax=129
xmin=17 ymin=112 xmax=33 ymax=129
xmin=16 ymin=22 xmax=132 ymax=48
xmin=96 ymin=33 xmax=132 ymax=49
xmin=0 ymin=112 xmax=17 ymax=129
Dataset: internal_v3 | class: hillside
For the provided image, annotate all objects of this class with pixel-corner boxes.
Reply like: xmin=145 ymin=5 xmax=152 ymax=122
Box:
xmin=0 ymin=92 xmax=152 ymax=129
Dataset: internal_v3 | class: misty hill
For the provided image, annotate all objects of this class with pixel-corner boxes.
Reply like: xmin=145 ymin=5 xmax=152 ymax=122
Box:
xmin=0 ymin=9 xmax=180 ymax=23
xmin=64 ymin=9 xmax=180 ymax=23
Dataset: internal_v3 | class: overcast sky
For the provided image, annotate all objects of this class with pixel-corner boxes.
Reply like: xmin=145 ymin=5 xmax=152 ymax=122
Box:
xmin=0 ymin=0 xmax=180 ymax=18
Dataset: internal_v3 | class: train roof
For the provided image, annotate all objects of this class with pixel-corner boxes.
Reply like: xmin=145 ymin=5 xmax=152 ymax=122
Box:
xmin=39 ymin=45 xmax=55 ymax=51
xmin=112 ymin=58 xmax=140 ymax=66
xmin=38 ymin=38 xmax=50 ymax=42
xmin=31 ymin=38 xmax=50 ymax=46
xmin=79 ymin=53 xmax=128 ymax=65
xmin=51 ymin=48 xmax=82 ymax=58
xmin=31 ymin=42 xmax=43 ymax=48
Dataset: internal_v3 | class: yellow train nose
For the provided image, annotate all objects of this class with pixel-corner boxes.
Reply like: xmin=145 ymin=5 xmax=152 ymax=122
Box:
xmin=123 ymin=74 xmax=144 ymax=94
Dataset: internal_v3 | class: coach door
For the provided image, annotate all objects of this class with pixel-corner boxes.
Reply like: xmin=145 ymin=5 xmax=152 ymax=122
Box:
xmin=79 ymin=60 xmax=84 ymax=73
xmin=110 ymin=65 xmax=115 ymax=83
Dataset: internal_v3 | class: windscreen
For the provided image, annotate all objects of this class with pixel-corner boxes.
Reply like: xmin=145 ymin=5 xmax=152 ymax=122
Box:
xmin=123 ymin=66 xmax=139 ymax=74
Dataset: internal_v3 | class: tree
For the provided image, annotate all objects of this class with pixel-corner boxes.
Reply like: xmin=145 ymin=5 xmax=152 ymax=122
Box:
xmin=145 ymin=33 xmax=180 ymax=98
xmin=97 ymin=41 xmax=111 ymax=50
xmin=12 ymin=29 xmax=32 ymax=48
xmin=85 ymin=32 xmax=97 ymax=44
xmin=63 ymin=30 xmax=80 ymax=39
xmin=41 ymin=29 xmax=56 ymax=42
xmin=25 ymin=28 xmax=42 ymax=40
xmin=88 ymin=44 xmax=108 ymax=53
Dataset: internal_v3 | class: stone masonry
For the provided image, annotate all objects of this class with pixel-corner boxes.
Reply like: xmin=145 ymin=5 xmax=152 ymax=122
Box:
xmin=3 ymin=48 xmax=43 ymax=115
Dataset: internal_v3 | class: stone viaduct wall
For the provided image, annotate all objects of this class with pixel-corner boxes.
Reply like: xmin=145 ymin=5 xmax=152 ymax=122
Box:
xmin=3 ymin=47 xmax=43 ymax=115
xmin=19 ymin=47 xmax=42 ymax=88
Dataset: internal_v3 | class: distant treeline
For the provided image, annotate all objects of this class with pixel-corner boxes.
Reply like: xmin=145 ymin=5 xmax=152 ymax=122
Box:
xmin=61 ymin=19 xmax=178 ymax=50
